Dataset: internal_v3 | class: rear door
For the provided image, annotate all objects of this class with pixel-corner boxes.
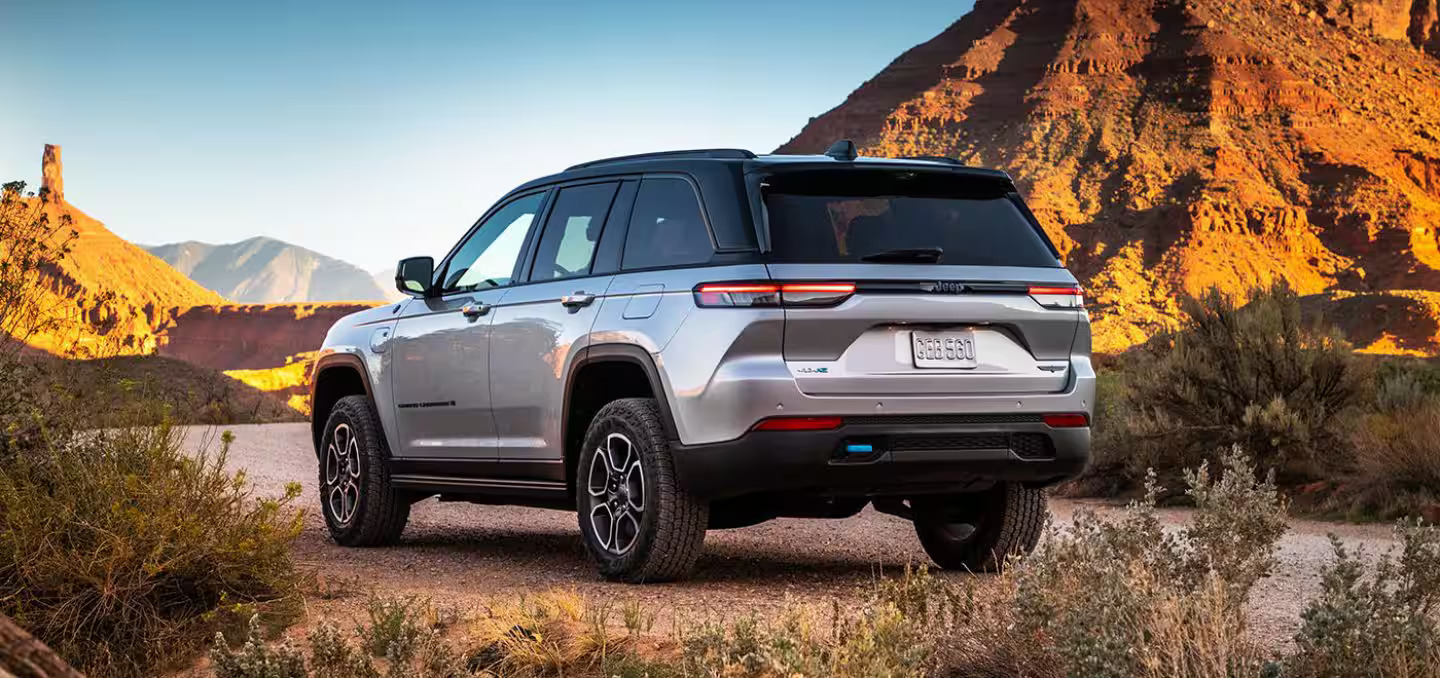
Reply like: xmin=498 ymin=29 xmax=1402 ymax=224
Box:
xmin=760 ymin=168 xmax=1083 ymax=397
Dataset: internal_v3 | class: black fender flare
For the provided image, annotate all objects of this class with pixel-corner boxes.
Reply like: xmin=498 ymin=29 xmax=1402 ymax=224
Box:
xmin=310 ymin=352 xmax=374 ymax=456
xmin=564 ymin=343 xmax=681 ymax=444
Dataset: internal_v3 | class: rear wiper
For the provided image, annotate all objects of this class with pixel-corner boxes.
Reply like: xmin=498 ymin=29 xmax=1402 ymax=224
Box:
xmin=859 ymin=247 xmax=944 ymax=264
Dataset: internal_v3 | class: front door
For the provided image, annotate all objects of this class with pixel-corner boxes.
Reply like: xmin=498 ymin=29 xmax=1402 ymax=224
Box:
xmin=389 ymin=191 xmax=547 ymax=459
xmin=489 ymin=181 xmax=621 ymax=463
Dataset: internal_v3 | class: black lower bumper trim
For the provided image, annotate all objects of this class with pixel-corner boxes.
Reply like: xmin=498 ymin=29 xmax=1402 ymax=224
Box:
xmin=670 ymin=422 xmax=1088 ymax=500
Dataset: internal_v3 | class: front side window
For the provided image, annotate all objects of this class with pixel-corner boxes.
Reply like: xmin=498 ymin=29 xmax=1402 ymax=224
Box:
xmin=439 ymin=192 xmax=545 ymax=294
xmin=530 ymin=182 xmax=619 ymax=280
xmin=622 ymin=178 xmax=713 ymax=270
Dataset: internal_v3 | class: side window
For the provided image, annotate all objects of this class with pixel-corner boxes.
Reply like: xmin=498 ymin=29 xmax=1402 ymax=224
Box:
xmin=530 ymin=182 xmax=619 ymax=280
xmin=621 ymin=178 xmax=713 ymax=270
xmin=439 ymin=192 xmax=545 ymax=294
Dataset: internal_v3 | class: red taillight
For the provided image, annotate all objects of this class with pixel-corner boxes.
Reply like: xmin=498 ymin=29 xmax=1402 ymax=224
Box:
xmin=1042 ymin=413 xmax=1090 ymax=428
xmin=781 ymin=282 xmax=855 ymax=306
xmin=1029 ymin=285 xmax=1085 ymax=309
xmin=695 ymin=282 xmax=855 ymax=307
xmin=695 ymin=283 xmax=781 ymax=307
xmin=753 ymin=416 xmax=844 ymax=431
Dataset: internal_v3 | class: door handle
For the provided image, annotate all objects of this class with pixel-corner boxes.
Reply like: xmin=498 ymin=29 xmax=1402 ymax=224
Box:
xmin=460 ymin=301 xmax=490 ymax=319
xmin=560 ymin=292 xmax=595 ymax=309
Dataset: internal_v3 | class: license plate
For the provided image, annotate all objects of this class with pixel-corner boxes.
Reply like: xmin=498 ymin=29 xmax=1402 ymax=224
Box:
xmin=911 ymin=330 xmax=978 ymax=369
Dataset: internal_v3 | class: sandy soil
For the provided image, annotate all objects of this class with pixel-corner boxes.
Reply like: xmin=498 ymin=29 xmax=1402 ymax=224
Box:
xmin=186 ymin=423 xmax=1400 ymax=647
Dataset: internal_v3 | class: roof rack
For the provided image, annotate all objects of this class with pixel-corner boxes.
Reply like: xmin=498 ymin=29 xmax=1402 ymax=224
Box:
xmin=899 ymin=155 xmax=962 ymax=165
xmin=567 ymin=148 xmax=757 ymax=171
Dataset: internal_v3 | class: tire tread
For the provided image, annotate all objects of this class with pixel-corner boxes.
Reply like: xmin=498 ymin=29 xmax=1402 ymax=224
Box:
xmin=323 ymin=395 xmax=409 ymax=547
xmin=580 ymin=397 xmax=707 ymax=582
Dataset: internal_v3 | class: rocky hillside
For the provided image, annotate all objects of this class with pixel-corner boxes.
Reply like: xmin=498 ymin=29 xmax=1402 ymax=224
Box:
xmin=147 ymin=237 xmax=402 ymax=303
xmin=9 ymin=146 xmax=378 ymax=411
xmin=780 ymin=0 xmax=1440 ymax=353
xmin=20 ymin=145 xmax=225 ymax=357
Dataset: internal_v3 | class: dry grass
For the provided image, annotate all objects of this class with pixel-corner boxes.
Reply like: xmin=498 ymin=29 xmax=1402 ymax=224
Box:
xmin=0 ymin=427 xmax=305 ymax=677
xmin=209 ymin=449 xmax=1440 ymax=678
xmin=1335 ymin=404 xmax=1440 ymax=520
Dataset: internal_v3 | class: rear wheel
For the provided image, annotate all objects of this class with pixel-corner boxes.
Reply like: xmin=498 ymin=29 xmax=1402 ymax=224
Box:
xmin=576 ymin=398 xmax=708 ymax=582
xmin=912 ymin=483 xmax=1046 ymax=572
xmin=319 ymin=395 xmax=410 ymax=546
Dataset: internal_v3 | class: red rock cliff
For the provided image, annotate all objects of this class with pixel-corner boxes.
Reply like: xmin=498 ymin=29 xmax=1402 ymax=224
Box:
xmin=781 ymin=0 xmax=1440 ymax=353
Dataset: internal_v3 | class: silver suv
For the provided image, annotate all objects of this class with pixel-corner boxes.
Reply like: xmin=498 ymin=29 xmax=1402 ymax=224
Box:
xmin=309 ymin=142 xmax=1094 ymax=582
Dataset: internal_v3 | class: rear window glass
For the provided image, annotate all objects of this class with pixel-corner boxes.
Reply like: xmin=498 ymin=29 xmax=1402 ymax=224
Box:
xmin=762 ymin=170 xmax=1060 ymax=267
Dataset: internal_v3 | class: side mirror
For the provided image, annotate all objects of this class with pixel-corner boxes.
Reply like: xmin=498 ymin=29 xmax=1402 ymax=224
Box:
xmin=395 ymin=256 xmax=435 ymax=298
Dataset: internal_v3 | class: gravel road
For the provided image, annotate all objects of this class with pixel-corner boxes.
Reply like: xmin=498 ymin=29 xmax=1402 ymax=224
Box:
xmin=187 ymin=423 xmax=1400 ymax=646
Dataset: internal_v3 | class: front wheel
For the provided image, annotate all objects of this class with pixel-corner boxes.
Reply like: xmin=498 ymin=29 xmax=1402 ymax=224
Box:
xmin=319 ymin=395 xmax=410 ymax=546
xmin=576 ymin=398 xmax=708 ymax=582
xmin=912 ymin=483 xmax=1046 ymax=572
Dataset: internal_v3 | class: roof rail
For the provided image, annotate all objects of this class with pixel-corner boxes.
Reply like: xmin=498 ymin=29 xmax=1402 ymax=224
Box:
xmin=899 ymin=155 xmax=962 ymax=165
xmin=567 ymin=148 xmax=757 ymax=171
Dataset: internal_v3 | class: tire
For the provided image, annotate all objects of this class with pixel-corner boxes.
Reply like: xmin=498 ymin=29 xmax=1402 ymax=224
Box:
xmin=575 ymin=398 xmax=708 ymax=582
xmin=318 ymin=395 xmax=410 ymax=546
xmin=912 ymin=483 xmax=1046 ymax=572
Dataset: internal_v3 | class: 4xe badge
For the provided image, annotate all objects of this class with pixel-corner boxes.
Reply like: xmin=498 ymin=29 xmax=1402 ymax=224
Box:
xmin=796 ymin=367 xmax=829 ymax=374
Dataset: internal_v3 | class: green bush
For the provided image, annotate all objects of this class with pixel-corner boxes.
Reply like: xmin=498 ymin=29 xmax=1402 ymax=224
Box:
xmin=1288 ymin=520 xmax=1440 ymax=677
xmin=0 ymin=426 xmax=303 ymax=677
xmin=994 ymin=448 xmax=1285 ymax=678
xmin=1125 ymin=282 xmax=1368 ymax=484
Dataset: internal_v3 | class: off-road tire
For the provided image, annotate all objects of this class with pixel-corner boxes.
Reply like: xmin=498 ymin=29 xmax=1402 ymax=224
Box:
xmin=319 ymin=395 xmax=410 ymax=546
xmin=912 ymin=483 xmax=1046 ymax=572
xmin=576 ymin=398 xmax=708 ymax=582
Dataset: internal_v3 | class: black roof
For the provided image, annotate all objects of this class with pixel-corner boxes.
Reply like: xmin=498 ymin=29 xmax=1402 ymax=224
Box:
xmin=509 ymin=147 xmax=1013 ymax=195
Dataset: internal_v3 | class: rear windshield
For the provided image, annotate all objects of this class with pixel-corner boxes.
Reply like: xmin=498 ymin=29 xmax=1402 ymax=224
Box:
xmin=761 ymin=169 xmax=1060 ymax=267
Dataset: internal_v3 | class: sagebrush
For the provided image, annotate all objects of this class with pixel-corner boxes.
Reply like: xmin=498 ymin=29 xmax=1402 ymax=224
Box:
xmin=0 ymin=427 xmax=304 ymax=677
xmin=208 ymin=450 xmax=1440 ymax=678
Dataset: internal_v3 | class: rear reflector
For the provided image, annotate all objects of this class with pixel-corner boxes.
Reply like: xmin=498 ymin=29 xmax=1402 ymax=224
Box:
xmin=1042 ymin=413 xmax=1090 ymax=428
xmin=695 ymin=282 xmax=855 ymax=308
xmin=1029 ymin=285 xmax=1085 ymax=309
xmin=753 ymin=416 xmax=844 ymax=431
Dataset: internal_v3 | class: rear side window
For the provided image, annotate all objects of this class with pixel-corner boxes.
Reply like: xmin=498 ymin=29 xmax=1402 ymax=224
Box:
xmin=622 ymin=178 xmax=714 ymax=270
xmin=530 ymin=182 xmax=619 ymax=280
xmin=762 ymin=170 xmax=1060 ymax=268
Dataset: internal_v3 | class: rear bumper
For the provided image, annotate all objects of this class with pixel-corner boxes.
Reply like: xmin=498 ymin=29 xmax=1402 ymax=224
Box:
xmin=670 ymin=418 xmax=1089 ymax=500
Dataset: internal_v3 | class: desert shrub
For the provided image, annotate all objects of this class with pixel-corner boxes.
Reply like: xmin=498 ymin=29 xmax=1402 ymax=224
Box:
xmin=680 ymin=601 xmax=932 ymax=678
xmin=1334 ymin=403 xmax=1440 ymax=520
xmin=1375 ymin=368 xmax=1429 ymax=413
xmin=212 ymin=596 xmax=466 ymax=678
xmin=0 ymin=180 xmax=77 ymax=454
xmin=1126 ymin=282 xmax=1368 ymax=484
xmin=943 ymin=448 xmax=1286 ymax=678
xmin=1287 ymin=520 xmax=1440 ymax=677
xmin=0 ymin=427 xmax=303 ymax=677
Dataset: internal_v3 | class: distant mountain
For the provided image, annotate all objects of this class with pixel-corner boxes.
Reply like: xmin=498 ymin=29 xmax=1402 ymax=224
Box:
xmin=372 ymin=268 xmax=397 ymax=299
xmin=146 ymin=237 xmax=402 ymax=303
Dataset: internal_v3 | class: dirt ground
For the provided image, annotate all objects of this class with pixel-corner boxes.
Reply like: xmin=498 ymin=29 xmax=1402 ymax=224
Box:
xmin=188 ymin=423 xmax=1400 ymax=648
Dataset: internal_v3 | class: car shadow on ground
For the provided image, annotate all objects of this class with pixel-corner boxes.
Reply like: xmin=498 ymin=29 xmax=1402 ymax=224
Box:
xmin=295 ymin=524 xmax=929 ymax=589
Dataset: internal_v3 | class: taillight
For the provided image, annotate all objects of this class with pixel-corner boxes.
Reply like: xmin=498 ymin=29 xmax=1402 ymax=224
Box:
xmin=1042 ymin=413 xmax=1090 ymax=428
xmin=753 ymin=416 xmax=844 ymax=431
xmin=695 ymin=282 xmax=855 ymax=308
xmin=694 ymin=283 xmax=780 ymax=307
xmin=1029 ymin=285 xmax=1084 ymax=309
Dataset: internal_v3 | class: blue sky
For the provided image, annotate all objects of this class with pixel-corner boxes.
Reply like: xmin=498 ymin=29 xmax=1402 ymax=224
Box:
xmin=1 ymin=0 xmax=971 ymax=271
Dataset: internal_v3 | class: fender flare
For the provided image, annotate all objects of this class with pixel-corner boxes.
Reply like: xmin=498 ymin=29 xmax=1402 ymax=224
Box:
xmin=310 ymin=352 xmax=374 ymax=455
xmin=564 ymin=343 xmax=681 ymax=443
